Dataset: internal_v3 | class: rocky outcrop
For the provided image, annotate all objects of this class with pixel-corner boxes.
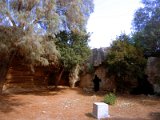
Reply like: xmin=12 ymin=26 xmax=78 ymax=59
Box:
xmin=95 ymin=66 xmax=115 ymax=91
xmin=146 ymin=57 xmax=160 ymax=94
xmin=79 ymin=48 xmax=116 ymax=92
xmin=88 ymin=48 xmax=108 ymax=67
xmin=146 ymin=57 xmax=160 ymax=83
xmin=79 ymin=73 xmax=93 ymax=89
xmin=2 ymin=59 xmax=49 ymax=93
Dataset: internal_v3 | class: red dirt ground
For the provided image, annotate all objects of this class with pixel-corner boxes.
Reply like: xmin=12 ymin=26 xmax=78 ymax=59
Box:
xmin=0 ymin=87 xmax=160 ymax=120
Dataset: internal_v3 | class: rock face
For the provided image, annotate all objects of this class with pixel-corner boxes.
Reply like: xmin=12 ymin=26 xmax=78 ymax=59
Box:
xmin=79 ymin=73 xmax=93 ymax=89
xmin=79 ymin=48 xmax=116 ymax=92
xmin=3 ymin=67 xmax=48 ymax=93
xmin=89 ymin=48 xmax=107 ymax=67
xmin=95 ymin=66 xmax=115 ymax=91
xmin=146 ymin=57 xmax=160 ymax=83
xmin=3 ymin=59 xmax=49 ymax=93
xmin=3 ymin=57 xmax=71 ymax=93
xmin=146 ymin=57 xmax=160 ymax=94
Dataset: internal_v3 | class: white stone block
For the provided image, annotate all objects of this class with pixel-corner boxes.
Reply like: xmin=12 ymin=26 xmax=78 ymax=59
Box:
xmin=92 ymin=102 xmax=109 ymax=119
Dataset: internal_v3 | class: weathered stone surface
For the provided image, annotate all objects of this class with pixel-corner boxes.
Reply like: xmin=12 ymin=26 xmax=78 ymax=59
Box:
xmin=3 ymin=63 xmax=48 ymax=93
xmin=146 ymin=57 xmax=160 ymax=94
xmin=80 ymin=48 xmax=116 ymax=91
xmin=146 ymin=57 xmax=160 ymax=82
xmin=79 ymin=74 xmax=93 ymax=89
xmin=88 ymin=48 xmax=108 ymax=67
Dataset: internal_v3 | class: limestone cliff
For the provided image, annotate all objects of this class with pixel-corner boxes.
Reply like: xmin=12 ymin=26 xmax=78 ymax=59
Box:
xmin=88 ymin=48 xmax=108 ymax=67
xmin=146 ymin=57 xmax=160 ymax=94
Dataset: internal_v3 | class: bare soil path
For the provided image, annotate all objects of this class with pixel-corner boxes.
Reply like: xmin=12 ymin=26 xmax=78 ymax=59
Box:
xmin=0 ymin=88 xmax=160 ymax=120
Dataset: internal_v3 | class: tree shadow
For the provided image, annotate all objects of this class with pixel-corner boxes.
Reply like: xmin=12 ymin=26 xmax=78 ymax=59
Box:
xmin=0 ymin=94 xmax=26 ymax=113
xmin=4 ymin=86 xmax=69 ymax=96
xmin=0 ymin=87 xmax=70 ymax=114
xmin=85 ymin=113 xmax=96 ymax=119
xmin=136 ymin=95 xmax=160 ymax=107
xmin=85 ymin=113 xmax=149 ymax=120
xmin=75 ymin=87 xmax=107 ymax=97
xmin=150 ymin=112 xmax=160 ymax=120
xmin=107 ymin=117 xmax=149 ymax=120
xmin=15 ymin=90 xmax=59 ymax=96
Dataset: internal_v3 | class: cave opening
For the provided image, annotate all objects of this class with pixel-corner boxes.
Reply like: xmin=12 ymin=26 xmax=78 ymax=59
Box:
xmin=93 ymin=75 xmax=101 ymax=92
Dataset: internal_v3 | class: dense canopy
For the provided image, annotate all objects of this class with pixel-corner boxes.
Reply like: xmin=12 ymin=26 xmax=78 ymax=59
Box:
xmin=0 ymin=0 xmax=94 ymax=66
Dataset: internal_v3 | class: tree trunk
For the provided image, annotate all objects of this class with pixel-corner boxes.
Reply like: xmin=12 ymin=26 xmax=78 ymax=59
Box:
xmin=0 ymin=61 xmax=10 ymax=94
xmin=69 ymin=65 xmax=80 ymax=88
xmin=0 ymin=51 xmax=17 ymax=94
xmin=55 ymin=67 xmax=64 ymax=89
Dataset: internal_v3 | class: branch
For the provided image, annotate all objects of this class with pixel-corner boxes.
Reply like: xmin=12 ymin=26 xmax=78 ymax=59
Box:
xmin=7 ymin=13 xmax=16 ymax=27
xmin=18 ymin=0 xmax=22 ymax=12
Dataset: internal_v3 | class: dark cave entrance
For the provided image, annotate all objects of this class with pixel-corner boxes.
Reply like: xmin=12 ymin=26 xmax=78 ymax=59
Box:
xmin=93 ymin=75 xmax=101 ymax=92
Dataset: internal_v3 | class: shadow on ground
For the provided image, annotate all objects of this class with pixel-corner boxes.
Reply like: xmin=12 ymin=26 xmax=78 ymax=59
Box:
xmin=0 ymin=87 xmax=70 ymax=113
xmin=75 ymin=87 xmax=107 ymax=97
xmin=85 ymin=113 xmax=96 ymax=119
xmin=107 ymin=118 xmax=149 ymax=120
xmin=85 ymin=112 xmax=150 ymax=120
xmin=3 ymin=86 xmax=70 ymax=96
xmin=150 ymin=112 xmax=160 ymax=120
xmin=0 ymin=94 xmax=25 ymax=113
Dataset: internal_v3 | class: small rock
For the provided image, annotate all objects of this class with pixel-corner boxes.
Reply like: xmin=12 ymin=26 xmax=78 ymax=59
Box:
xmin=42 ymin=111 xmax=46 ymax=114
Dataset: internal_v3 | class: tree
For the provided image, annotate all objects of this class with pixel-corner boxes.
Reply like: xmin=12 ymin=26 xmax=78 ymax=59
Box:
xmin=105 ymin=34 xmax=147 ymax=92
xmin=0 ymin=0 xmax=94 ymax=92
xmin=132 ymin=0 xmax=160 ymax=51
xmin=0 ymin=26 xmax=25 ymax=93
xmin=0 ymin=0 xmax=94 ymax=33
xmin=55 ymin=31 xmax=91 ymax=87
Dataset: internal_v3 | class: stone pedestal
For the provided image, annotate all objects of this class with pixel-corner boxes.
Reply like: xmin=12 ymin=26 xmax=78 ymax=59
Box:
xmin=92 ymin=102 xmax=109 ymax=119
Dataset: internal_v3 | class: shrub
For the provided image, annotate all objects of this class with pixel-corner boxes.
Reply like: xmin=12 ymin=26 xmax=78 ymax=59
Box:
xmin=104 ymin=93 xmax=116 ymax=105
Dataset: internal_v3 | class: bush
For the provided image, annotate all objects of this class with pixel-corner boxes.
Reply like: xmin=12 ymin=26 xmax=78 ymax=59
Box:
xmin=104 ymin=93 xmax=116 ymax=105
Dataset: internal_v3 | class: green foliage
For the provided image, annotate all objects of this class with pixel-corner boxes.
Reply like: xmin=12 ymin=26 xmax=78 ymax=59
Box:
xmin=132 ymin=0 xmax=160 ymax=51
xmin=55 ymin=31 xmax=91 ymax=70
xmin=0 ymin=26 xmax=24 ymax=60
xmin=0 ymin=26 xmax=60 ymax=67
xmin=17 ymin=34 xmax=60 ymax=66
xmin=104 ymin=93 xmax=116 ymax=105
xmin=0 ymin=0 xmax=94 ymax=33
xmin=105 ymin=34 xmax=147 ymax=92
xmin=58 ymin=0 xmax=94 ymax=31
xmin=0 ymin=0 xmax=94 ymax=67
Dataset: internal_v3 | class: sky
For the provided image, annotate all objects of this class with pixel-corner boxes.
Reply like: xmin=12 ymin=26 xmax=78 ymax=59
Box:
xmin=87 ymin=0 xmax=142 ymax=48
